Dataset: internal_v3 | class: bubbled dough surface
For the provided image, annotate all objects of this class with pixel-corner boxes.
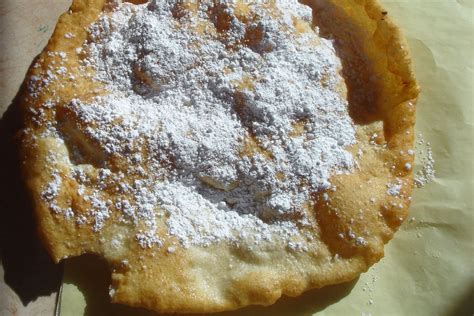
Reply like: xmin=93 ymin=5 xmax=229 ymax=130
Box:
xmin=19 ymin=0 xmax=419 ymax=313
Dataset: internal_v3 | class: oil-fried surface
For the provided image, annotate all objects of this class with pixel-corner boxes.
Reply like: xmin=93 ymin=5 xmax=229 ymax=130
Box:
xmin=18 ymin=0 xmax=419 ymax=313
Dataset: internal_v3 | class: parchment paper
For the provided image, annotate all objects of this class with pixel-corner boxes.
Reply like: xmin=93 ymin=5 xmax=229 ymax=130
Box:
xmin=8 ymin=0 xmax=474 ymax=315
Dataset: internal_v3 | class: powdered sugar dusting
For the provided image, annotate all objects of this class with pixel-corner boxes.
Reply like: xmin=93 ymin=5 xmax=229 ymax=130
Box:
xmin=414 ymin=135 xmax=436 ymax=188
xmin=40 ymin=0 xmax=357 ymax=249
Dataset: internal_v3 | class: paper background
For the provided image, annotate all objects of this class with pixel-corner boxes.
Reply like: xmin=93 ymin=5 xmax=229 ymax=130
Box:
xmin=0 ymin=0 xmax=472 ymax=315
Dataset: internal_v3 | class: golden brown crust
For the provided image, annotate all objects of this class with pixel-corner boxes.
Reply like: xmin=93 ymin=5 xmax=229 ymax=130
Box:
xmin=18 ymin=0 xmax=419 ymax=313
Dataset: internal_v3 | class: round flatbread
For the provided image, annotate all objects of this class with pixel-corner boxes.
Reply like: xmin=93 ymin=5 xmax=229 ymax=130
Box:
xmin=19 ymin=0 xmax=419 ymax=313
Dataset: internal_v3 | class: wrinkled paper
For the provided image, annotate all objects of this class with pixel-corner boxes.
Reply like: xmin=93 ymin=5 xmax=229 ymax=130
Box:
xmin=55 ymin=0 xmax=474 ymax=315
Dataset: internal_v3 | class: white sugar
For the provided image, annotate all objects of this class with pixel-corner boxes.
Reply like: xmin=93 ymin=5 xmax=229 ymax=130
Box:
xmin=40 ymin=0 xmax=357 ymax=249
xmin=414 ymin=143 xmax=436 ymax=188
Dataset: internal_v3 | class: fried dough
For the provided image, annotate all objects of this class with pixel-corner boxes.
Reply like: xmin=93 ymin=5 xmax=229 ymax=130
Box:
xmin=18 ymin=0 xmax=419 ymax=313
